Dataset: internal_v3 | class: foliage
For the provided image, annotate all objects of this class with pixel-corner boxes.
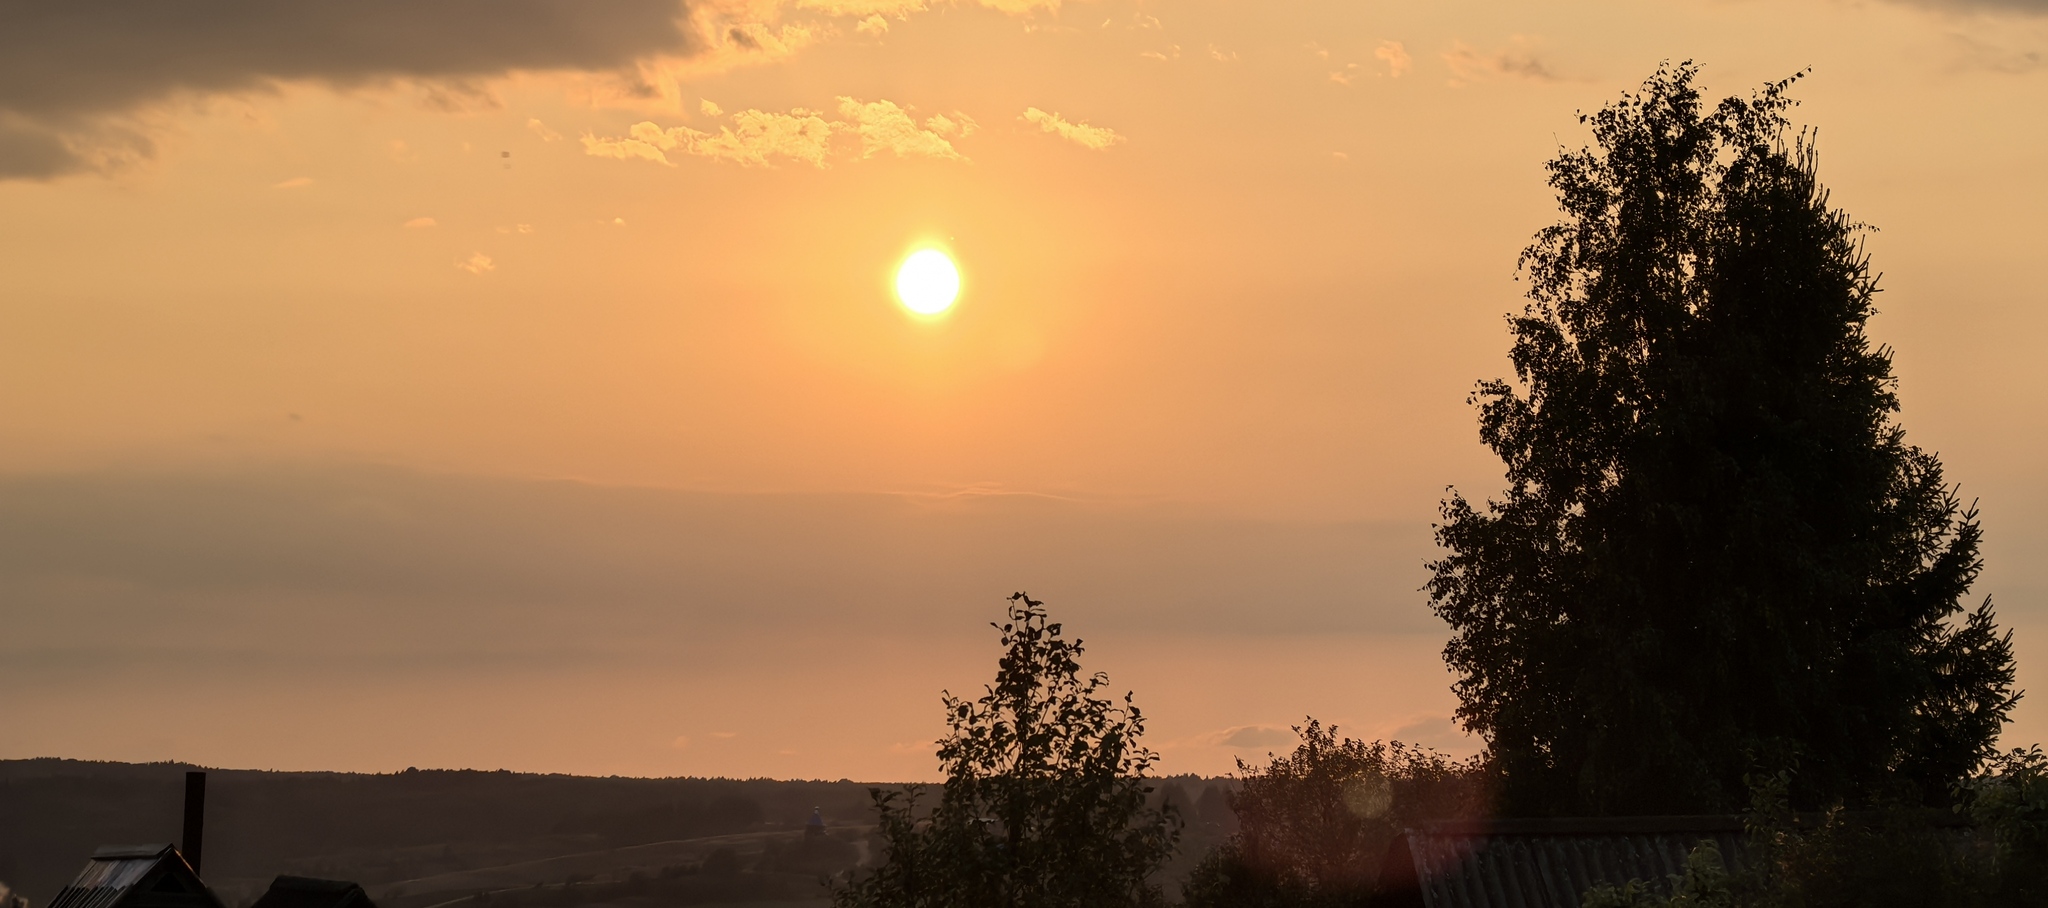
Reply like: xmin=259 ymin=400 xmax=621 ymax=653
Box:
xmin=1955 ymin=747 xmax=2048 ymax=904
xmin=1578 ymin=756 xmax=2048 ymax=908
xmin=1582 ymin=841 xmax=1735 ymax=908
xmin=834 ymin=593 xmax=1181 ymax=908
xmin=1180 ymin=720 xmax=1485 ymax=908
xmin=1427 ymin=60 xmax=2018 ymax=816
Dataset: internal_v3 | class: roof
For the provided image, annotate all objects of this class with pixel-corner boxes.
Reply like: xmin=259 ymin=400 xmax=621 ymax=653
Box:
xmin=1375 ymin=816 xmax=1749 ymax=908
xmin=44 ymin=845 xmax=223 ymax=908
xmin=249 ymin=877 xmax=375 ymax=908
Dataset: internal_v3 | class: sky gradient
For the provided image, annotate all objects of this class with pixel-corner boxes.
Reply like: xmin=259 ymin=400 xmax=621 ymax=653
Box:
xmin=2 ymin=0 xmax=2045 ymax=781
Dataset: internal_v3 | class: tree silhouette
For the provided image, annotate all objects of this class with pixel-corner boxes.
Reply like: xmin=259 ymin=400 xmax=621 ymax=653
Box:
xmin=835 ymin=593 xmax=1180 ymax=908
xmin=1428 ymin=62 xmax=2018 ymax=816
xmin=1181 ymin=720 xmax=1483 ymax=908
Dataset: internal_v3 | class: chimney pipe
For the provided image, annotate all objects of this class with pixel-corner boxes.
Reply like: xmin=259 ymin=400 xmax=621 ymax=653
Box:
xmin=182 ymin=771 xmax=206 ymax=877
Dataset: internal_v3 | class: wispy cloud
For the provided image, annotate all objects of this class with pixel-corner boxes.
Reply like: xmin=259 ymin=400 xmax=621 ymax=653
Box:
xmin=271 ymin=176 xmax=313 ymax=189
xmin=1944 ymin=32 xmax=2047 ymax=73
xmin=526 ymin=118 xmax=563 ymax=142
xmin=455 ymin=252 xmax=495 ymax=275
xmin=1442 ymin=37 xmax=1559 ymax=86
xmin=1376 ymin=40 xmax=1412 ymax=77
xmin=1208 ymin=725 xmax=1298 ymax=748
xmin=403 ymin=216 xmax=437 ymax=228
xmin=1022 ymin=107 xmax=1123 ymax=150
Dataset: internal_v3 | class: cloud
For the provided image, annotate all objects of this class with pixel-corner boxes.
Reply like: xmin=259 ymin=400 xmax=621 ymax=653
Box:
xmin=584 ymin=106 xmax=836 ymax=167
xmin=526 ymin=118 xmax=563 ymax=142
xmin=923 ymin=113 xmax=977 ymax=137
xmin=796 ymin=0 xmax=928 ymax=13
xmin=271 ymin=176 xmax=314 ymax=189
xmin=403 ymin=217 xmax=437 ymax=228
xmin=1442 ymin=37 xmax=1558 ymax=85
xmin=0 ymin=0 xmax=700 ymax=181
xmin=1022 ymin=108 xmax=1123 ymax=150
xmin=1944 ymin=32 xmax=2048 ymax=72
xmin=1375 ymin=41 xmax=1412 ymax=77
xmin=1382 ymin=715 xmax=1476 ymax=755
xmin=456 ymin=252 xmax=495 ymax=274
xmin=1898 ymin=0 xmax=2048 ymax=11
xmin=671 ymin=735 xmax=691 ymax=749
xmin=976 ymin=0 xmax=1064 ymax=13
xmin=1211 ymin=725 xmax=1298 ymax=748
xmin=837 ymin=97 xmax=965 ymax=159
xmin=793 ymin=0 xmax=1073 ymax=29
xmin=613 ymin=16 xmax=819 ymax=100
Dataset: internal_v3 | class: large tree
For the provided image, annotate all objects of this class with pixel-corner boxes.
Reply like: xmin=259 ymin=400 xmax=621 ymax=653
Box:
xmin=1427 ymin=63 xmax=2018 ymax=816
xmin=835 ymin=593 xmax=1180 ymax=908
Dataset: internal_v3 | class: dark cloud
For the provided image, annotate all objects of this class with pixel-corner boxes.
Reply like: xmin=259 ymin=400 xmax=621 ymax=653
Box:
xmin=0 ymin=0 xmax=699 ymax=178
xmin=0 ymin=115 xmax=86 ymax=178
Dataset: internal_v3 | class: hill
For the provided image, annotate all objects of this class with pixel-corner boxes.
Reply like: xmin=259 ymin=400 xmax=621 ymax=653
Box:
xmin=0 ymin=760 xmax=1235 ymax=908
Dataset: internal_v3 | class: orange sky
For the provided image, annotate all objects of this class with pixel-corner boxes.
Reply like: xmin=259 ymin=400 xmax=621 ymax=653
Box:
xmin=2 ymin=0 xmax=2045 ymax=781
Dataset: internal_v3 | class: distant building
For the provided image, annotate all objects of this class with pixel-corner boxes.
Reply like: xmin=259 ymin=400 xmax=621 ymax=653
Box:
xmin=45 ymin=845 xmax=223 ymax=908
xmin=1375 ymin=816 xmax=1749 ymax=908
xmin=249 ymin=877 xmax=376 ymax=908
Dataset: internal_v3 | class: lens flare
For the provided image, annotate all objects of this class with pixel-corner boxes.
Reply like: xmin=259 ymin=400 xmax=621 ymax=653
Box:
xmin=895 ymin=249 xmax=960 ymax=315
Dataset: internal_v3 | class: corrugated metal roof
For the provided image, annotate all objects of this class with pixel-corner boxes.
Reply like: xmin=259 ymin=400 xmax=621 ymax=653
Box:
xmin=1378 ymin=816 xmax=1749 ymax=908
xmin=45 ymin=845 xmax=222 ymax=908
xmin=249 ymin=877 xmax=375 ymax=908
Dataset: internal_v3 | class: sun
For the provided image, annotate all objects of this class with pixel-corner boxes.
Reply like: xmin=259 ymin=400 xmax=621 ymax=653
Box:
xmin=895 ymin=249 xmax=960 ymax=315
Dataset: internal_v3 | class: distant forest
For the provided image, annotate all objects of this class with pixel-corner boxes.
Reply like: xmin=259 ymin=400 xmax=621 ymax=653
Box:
xmin=0 ymin=759 xmax=1237 ymax=908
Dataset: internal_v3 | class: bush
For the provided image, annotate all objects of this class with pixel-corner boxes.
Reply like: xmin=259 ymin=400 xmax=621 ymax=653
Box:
xmin=1180 ymin=720 xmax=1485 ymax=908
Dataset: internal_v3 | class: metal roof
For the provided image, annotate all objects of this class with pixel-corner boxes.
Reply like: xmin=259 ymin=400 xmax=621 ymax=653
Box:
xmin=1376 ymin=816 xmax=1749 ymax=908
xmin=45 ymin=845 xmax=223 ymax=908
xmin=249 ymin=877 xmax=375 ymax=908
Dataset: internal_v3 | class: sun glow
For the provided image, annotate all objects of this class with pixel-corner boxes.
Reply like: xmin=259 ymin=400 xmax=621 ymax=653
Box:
xmin=895 ymin=249 xmax=960 ymax=315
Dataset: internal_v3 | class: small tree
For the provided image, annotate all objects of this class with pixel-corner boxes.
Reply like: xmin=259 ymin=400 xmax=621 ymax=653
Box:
xmin=835 ymin=593 xmax=1180 ymax=908
xmin=1428 ymin=62 xmax=2018 ymax=815
xmin=1182 ymin=720 xmax=1485 ymax=908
